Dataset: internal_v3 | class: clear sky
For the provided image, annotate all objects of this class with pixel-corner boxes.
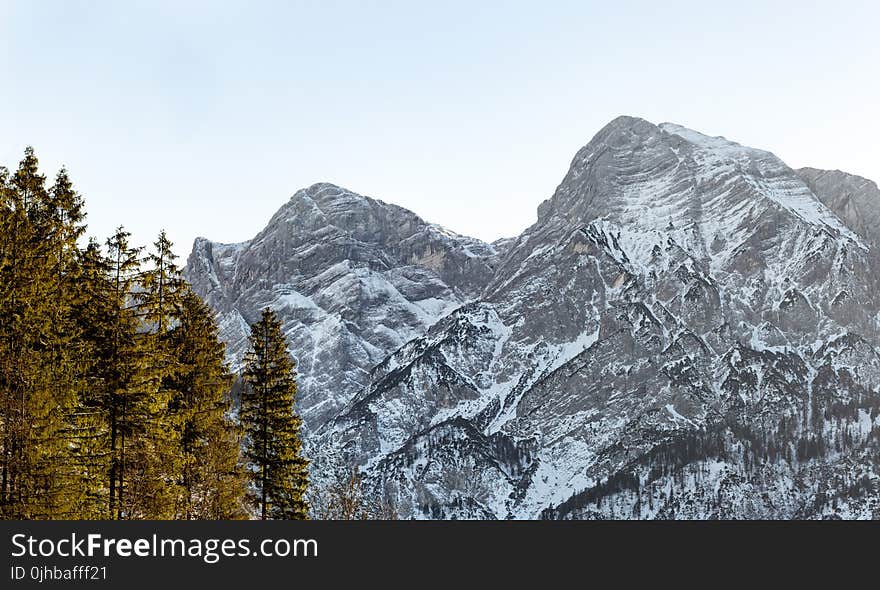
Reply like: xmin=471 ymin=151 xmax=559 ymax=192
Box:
xmin=2 ymin=1 xmax=878 ymax=257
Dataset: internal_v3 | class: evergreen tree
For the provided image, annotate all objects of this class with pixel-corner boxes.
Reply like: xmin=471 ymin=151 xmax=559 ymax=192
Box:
xmin=124 ymin=231 xmax=187 ymax=519
xmin=67 ymin=239 xmax=116 ymax=518
xmin=40 ymin=167 xmax=90 ymax=518
xmin=103 ymin=226 xmax=154 ymax=519
xmin=166 ymin=290 xmax=246 ymax=519
xmin=241 ymin=308 xmax=309 ymax=519
xmin=0 ymin=149 xmax=251 ymax=521
xmin=0 ymin=149 xmax=81 ymax=518
xmin=140 ymin=230 xmax=184 ymax=333
xmin=45 ymin=168 xmax=86 ymax=278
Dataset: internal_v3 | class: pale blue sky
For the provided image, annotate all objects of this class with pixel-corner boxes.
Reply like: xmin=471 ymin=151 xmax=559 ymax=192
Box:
xmin=2 ymin=1 xmax=878 ymax=256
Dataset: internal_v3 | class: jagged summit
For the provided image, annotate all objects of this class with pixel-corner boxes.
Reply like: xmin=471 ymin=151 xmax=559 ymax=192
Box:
xmin=584 ymin=115 xmax=757 ymax=156
xmin=282 ymin=182 xmax=394 ymax=217
xmin=310 ymin=118 xmax=880 ymax=519
xmin=588 ymin=114 xmax=657 ymax=139
xmin=536 ymin=116 xmax=860 ymax=251
xmin=186 ymin=118 xmax=880 ymax=519
xmin=185 ymin=183 xmax=498 ymax=428
xmin=263 ymin=182 xmax=401 ymax=240
xmin=261 ymin=182 xmax=495 ymax=260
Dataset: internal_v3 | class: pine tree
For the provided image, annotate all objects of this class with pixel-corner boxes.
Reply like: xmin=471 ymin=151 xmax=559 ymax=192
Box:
xmin=241 ymin=308 xmax=309 ymax=519
xmin=166 ymin=290 xmax=246 ymax=519
xmin=45 ymin=168 xmax=86 ymax=277
xmin=103 ymin=226 xmax=154 ymax=519
xmin=0 ymin=150 xmax=46 ymax=517
xmin=67 ymin=238 xmax=116 ymax=518
xmin=140 ymin=230 xmax=184 ymax=334
xmin=0 ymin=149 xmax=83 ymax=518
xmin=39 ymin=167 xmax=90 ymax=518
xmin=1 ymin=149 xmax=251 ymax=521
xmin=124 ymin=231 xmax=188 ymax=519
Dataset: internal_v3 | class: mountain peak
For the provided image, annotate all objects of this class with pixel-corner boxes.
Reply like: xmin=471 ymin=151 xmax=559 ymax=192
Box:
xmin=285 ymin=182 xmax=371 ymax=213
xmin=588 ymin=115 xmax=661 ymax=148
xmin=599 ymin=114 xmax=656 ymax=132
xmin=293 ymin=181 xmax=360 ymax=200
xmin=184 ymin=116 xmax=880 ymax=520
xmin=534 ymin=116 xmax=860 ymax=248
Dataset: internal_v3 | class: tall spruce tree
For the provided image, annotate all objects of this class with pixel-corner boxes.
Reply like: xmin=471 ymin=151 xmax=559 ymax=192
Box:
xmin=141 ymin=230 xmax=184 ymax=333
xmin=68 ymin=238 xmax=117 ymax=518
xmin=125 ymin=231 xmax=187 ymax=519
xmin=103 ymin=226 xmax=153 ymax=519
xmin=166 ymin=290 xmax=246 ymax=519
xmin=41 ymin=167 xmax=89 ymax=518
xmin=0 ymin=149 xmax=82 ymax=518
xmin=0 ymin=149 xmax=250 ymax=520
xmin=241 ymin=308 xmax=309 ymax=519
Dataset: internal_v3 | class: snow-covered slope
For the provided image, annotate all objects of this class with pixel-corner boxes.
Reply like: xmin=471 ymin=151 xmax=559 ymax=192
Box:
xmin=185 ymin=182 xmax=499 ymax=429
xmin=188 ymin=118 xmax=880 ymax=519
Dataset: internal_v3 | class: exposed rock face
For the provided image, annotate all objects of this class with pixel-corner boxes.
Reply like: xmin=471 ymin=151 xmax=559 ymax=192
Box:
xmin=185 ymin=182 xmax=498 ymax=428
xmin=187 ymin=118 xmax=880 ymax=519
xmin=796 ymin=167 xmax=880 ymax=247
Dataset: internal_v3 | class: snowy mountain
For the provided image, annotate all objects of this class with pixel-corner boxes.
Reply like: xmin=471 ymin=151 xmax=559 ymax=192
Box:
xmin=186 ymin=117 xmax=880 ymax=519
xmin=185 ymin=182 xmax=499 ymax=428
xmin=796 ymin=167 xmax=880 ymax=248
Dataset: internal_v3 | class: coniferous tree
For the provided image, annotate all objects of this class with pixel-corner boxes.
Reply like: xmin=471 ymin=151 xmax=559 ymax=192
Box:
xmin=167 ymin=290 xmax=246 ymax=519
xmin=124 ymin=231 xmax=187 ymax=518
xmin=41 ymin=168 xmax=89 ymax=517
xmin=103 ymin=226 xmax=153 ymax=519
xmin=45 ymin=168 xmax=86 ymax=278
xmin=1 ymin=149 xmax=253 ymax=520
xmin=0 ymin=149 xmax=82 ymax=518
xmin=68 ymin=238 xmax=117 ymax=518
xmin=141 ymin=230 xmax=184 ymax=333
xmin=241 ymin=308 xmax=309 ymax=520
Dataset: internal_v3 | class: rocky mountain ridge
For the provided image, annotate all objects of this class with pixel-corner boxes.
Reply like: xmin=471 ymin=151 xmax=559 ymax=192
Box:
xmin=186 ymin=182 xmax=499 ymax=427
xmin=186 ymin=117 xmax=880 ymax=518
